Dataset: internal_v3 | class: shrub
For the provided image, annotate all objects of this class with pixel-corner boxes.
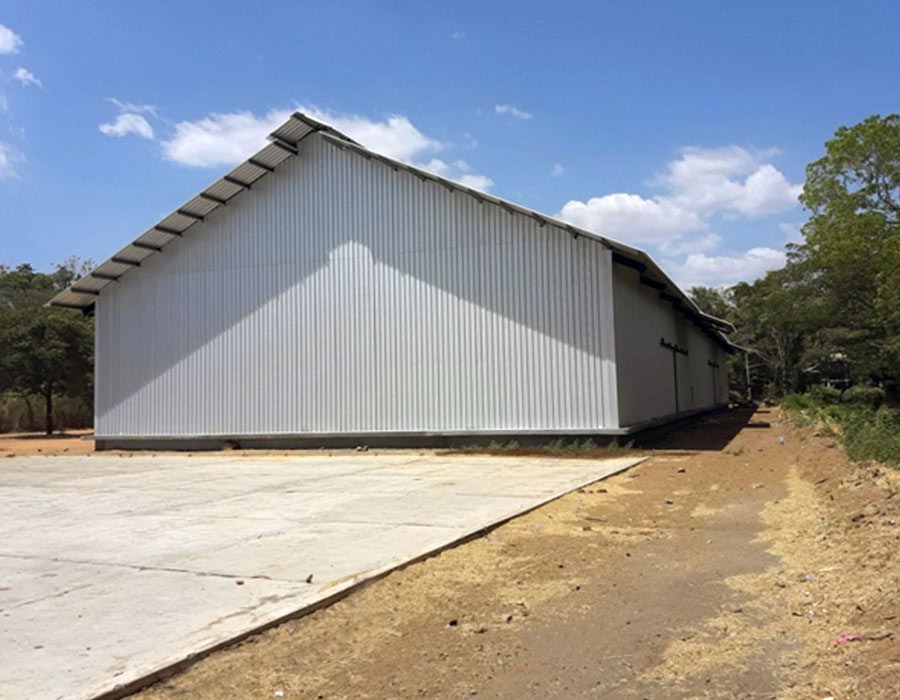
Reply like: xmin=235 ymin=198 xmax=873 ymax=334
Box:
xmin=809 ymin=384 xmax=842 ymax=404
xmin=842 ymin=384 xmax=884 ymax=408
xmin=839 ymin=406 xmax=900 ymax=469
xmin=781 ymin=393 xmax=816 ymax=411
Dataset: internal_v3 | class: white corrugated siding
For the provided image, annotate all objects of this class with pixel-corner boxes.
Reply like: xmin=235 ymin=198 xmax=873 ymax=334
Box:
xmin=96 ymin=134 xmax=618 ymax=437
xmin=612 ymin=265 xmax=729 ymax=427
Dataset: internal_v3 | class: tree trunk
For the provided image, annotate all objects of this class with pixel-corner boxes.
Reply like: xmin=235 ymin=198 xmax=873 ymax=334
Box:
xmin=19 ymin=391 xmax=35 ymax=431
xmin=44 ymin=387 xmax=53 ymax=436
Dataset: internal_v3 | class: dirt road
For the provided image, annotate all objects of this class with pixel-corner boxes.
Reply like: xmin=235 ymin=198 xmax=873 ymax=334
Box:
xmin=19 ymin=408 xmax=900 ymax=698
xmin=125 ymin=406 xmax=899 ymax=699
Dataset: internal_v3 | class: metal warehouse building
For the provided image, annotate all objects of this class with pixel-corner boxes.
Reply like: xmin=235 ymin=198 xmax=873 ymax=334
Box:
xmin=51 ymin=113 xmax=737 ymax=450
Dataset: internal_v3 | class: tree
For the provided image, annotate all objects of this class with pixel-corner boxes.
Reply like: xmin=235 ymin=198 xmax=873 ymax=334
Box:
xmin=797 ymin=114 xmax=900 ymax=394
xmin=0 ymin=308 xmax=93 ymax=434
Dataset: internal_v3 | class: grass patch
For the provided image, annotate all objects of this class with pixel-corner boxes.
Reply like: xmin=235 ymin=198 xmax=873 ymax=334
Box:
xmin=782 ymin=392 xmax=900 ymax=469
xmin=445 ymin=437 xmax=637 ymax=460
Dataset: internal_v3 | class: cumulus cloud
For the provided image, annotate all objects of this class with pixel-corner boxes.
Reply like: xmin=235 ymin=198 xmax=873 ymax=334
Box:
xmin=669 ymin=247 xmax=787 ymax=288
xmin=0 ymin=141 xmax=22 ymax=178
xmin=161 ymin=107 xmax=443 ymax=167
xmin=560 ymin=192 xmax=703 ymax=244
xmin=557 ymin=144 xmax=802 ymax=286
xmin=99 ymin=113 xmax=154 ymax=140
xmin=495 ymin=104 xmax=532 ymax=120
xmin=0 ymin=24 xmax=23 ymax=54
xmin=558 ymin=145 xmax=801 ymax=249
xmin=157 ymin=105 xmax=493 ymax=189
xmin=12 ymin=67 xmax=40 ymax=87
xmin=661 ymin=146 xmax=802 ymax=217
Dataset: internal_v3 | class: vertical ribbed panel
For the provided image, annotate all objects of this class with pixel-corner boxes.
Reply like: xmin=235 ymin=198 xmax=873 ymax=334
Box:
xmin=612 ymin=265 xmax=729 ymax=427
xmin=96 ymin=135 xmax=617 ymax=437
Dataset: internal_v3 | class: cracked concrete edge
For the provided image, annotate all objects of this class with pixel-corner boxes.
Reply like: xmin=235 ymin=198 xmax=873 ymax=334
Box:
xmin=88 ymin=456 xmax=646 ymax=700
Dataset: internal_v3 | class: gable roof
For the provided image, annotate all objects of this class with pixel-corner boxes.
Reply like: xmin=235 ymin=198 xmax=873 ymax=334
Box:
xmin=49 ymin=111 xmax=737 ymax=349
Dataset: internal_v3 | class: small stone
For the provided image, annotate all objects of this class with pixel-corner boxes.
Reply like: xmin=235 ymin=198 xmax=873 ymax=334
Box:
xmin=235 ymin=580 xmax=244 ymax=585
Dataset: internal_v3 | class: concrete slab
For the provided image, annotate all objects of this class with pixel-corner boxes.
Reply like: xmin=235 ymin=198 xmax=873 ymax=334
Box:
xmin=0 ymin=453 xmax=643 ymax=700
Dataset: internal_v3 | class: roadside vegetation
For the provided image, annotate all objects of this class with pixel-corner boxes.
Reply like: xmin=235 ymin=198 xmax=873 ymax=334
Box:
xmin=781 ymin=392 xmax=900 ymax=469
xmin=448 ymin=437 xmax=638 ymax=459
xmin=0 ymin=258 xmax=94 ymax=434
xmin=690 ymin=114 xmax=900 ymax=470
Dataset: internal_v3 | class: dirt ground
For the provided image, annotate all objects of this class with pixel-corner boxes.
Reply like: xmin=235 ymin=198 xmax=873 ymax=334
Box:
xmin=6 ymin=408 xmax=899 ymax=698
xmin=0 ymin=429 xmax=94 ymax=456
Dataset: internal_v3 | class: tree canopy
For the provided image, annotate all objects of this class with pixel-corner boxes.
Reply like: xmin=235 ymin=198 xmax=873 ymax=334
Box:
xmin=0 ymin=257 xmax=94 ymax=433
xmin=691 ymin=114 xmax=900 ymax=402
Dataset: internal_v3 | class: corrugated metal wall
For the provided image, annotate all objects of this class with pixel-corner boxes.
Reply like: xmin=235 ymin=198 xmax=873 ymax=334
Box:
xmin=95 ymin=134 xmax=619 ymax=437
xmin=613 ymin=265 xmax=729 ymax=427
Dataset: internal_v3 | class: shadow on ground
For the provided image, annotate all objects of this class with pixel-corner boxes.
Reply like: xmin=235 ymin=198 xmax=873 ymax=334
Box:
xmin=636 ymin=406 xmax=758 ymax=452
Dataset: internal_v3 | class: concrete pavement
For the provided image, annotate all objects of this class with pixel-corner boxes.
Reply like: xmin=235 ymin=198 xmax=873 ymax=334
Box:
xmin=0 ymin=452 xmax=642 ymax=700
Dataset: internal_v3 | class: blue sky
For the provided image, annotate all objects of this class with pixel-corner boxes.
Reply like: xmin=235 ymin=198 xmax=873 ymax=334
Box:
xmin=2 ymin=0 xmax=899 ymax=287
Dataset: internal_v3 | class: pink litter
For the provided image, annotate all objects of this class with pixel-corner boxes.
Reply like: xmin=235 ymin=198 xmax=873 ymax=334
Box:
xmin=835 ymin=634 xmax=865 ymax=645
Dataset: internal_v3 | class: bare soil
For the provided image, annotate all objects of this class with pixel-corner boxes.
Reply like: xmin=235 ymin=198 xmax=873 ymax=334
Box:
xmin=7 ymin=408 xmax=899 ymax=698
xmin=0 ymin=429 xmax=94 ymax=456
xmin=113 ymin=407 xmax=899 ymax=699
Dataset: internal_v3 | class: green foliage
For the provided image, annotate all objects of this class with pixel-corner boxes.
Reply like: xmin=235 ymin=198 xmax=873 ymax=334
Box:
xmin=782 ymin=395 xmax=900 ymax=469
xmin=0 ymin=259 xmax=95 ymax=434
xmin=689 ymin=114 xmax=900 ymax=402
xmin=809 ymin=384 xmax=842 ymax=404
xmin=842 ymin=384 xmax=885 ymax=407
xmin=838 ymin=406 xmax=900 ymax=469
xmin=781 ymin=393 xmax=817 ymax=411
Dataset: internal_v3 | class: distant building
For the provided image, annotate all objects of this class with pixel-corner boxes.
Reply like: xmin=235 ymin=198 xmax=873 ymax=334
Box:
xmin=51 ymin=113 xmax=736 ymax=449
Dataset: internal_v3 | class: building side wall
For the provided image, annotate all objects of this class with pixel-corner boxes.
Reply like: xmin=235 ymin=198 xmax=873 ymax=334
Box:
xmin=612 ymin=265 xmax=729 ymax=428
xmin=96 ymin=135 xmax=619 ymax=437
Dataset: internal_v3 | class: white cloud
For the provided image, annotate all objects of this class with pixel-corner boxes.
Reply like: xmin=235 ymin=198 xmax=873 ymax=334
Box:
xmin=451 ymin=31 xmax=466 ymax=40
xmin=495 ymin=104 xmax=532 ymax=120
xmin=0 ymin=141 xmax=22 ymax=178
xmin=161 ymin=109 xmax=289 ymax=166
xmin=13 ymin=67 xmax=40 ymax=87
xmin=559 ymin=192 xmax=703 ymax=244
xmin=419 ymin=157 xmax=493 ymax=192
xmin=157 ymin=105 xmax=494 ymax=189
xmin=108 ymin=98 xmax=157 ymax=117
xmin=457 ymin=173 xmax=493 ymax=191
xmin=661 ymin=146 xmax=802 ymax=217
xmin=0 ymin=24 xmax=23 ymax=54
xmin=558 ymin=145 xmax=802 ymax=248
xmin=161 ymin=107 xmax=445 ymax=167
xmin=669 ymin=247 xmax=786 ymax=288
xmin=551 ymin=163 xmax=564 ymax=177
xmin=99 ymin=113 xmax=154 ymax=140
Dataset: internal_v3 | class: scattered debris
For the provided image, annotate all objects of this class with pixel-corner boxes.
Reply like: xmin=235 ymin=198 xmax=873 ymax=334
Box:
xmin=355 ymin=445 xmax=369 ymax=452
xmin=777 ymin=436 xmax=786 ymax=445
xmin=235 ymin=580 xmax=244 ymax=586
xmin=836 ymin=634 xmax=865 ymax=645
xmin=305 ymin=574 xmax=314 ymax=584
